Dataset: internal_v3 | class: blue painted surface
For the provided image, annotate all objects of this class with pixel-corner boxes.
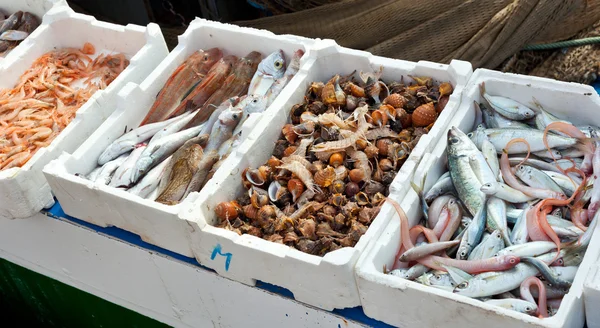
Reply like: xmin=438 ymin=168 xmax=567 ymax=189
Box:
xmin=45 ymin=201 xmax=394 ymax=327
xmin=592 ymin=80 xmax=600 ymax=93
xmin=210 ymin=244 xmax=232 ymax=271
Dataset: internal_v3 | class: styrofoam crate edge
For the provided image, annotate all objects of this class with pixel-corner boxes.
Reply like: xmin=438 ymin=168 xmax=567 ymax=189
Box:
xmin=355 ymin=69 xmax=600 ymax=327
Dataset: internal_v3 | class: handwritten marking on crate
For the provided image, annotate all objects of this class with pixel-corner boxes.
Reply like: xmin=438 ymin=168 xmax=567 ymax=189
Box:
xmin=210 ymin=244 xmax=232 ymax=271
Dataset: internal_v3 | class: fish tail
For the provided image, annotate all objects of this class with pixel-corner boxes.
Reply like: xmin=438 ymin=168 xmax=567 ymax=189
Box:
xmin=479 ymin=82 xmax=486 ymax=97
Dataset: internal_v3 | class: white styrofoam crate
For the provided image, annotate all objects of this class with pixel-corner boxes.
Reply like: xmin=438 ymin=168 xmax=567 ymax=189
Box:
xmin=355 ymin=68 xmax=600 ymax=328
xmin=0 ymin=0 xmax=67 ymax=63
xmin=43 ymin=18 xmax=316 ymax=256
xmin=0 ymin=7 xmax=168 ymax=219
xmin=177 ymin=41 xmax=472 ymax=311
xmin=584 ymin=264 xmax=600 ymax=328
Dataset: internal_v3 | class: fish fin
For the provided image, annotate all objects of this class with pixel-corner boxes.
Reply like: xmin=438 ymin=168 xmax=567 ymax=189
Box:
xmin=441 ymin=264 xmax=473 ymax=285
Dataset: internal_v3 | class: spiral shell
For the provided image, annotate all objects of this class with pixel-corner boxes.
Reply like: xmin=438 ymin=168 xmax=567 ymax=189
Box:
xmin=288 ymin=178 xmax=305 ymax=202
xmin=314 ymin=166 xmax=336 ymax=187
xmin=349 ymin=169 xmax=366 ymax=183
xmin=383 ymin=93 xmax=407 ymax=109
xmin=329 ymin=152 xmax=345 ymax=167
xmin=398 ymin=129 xmax=413 ymax=142
xmin=215 ymin=201 xmax=242 ymax=221
xmin=300 ymin=111 xmax=317 ymax=123
xmin=379 ymin=158 xmax=394 ymax=171
xmin=344 ymin=82 xmax=366 ymax=97
xmin=379 ymin=104 xmax=397 ymax=121
xmin=412 ymin=102 xmax=437 ymax=127
xmin=364 ymin=180 xmax=386 ymax=195
xmin=437 ymin=95 xmax=449 ymax=113
xmin=250 ymin=188 xmax=269 ymax=208
xmin=246 ymin=168 xmax=267 ymax=186
xmin=308 ymin=82 xmax=325 ymax=99
xmin=364 ymin=144 xmax=379 ymax=159
xmin=330 ymin=179 xmax=345 ymax=194
xmin=243 ymin=204 xmax=259 ymax=219
xmin=321 ymin=80 xmax=337 ymax=105
xmin=267 ymin=156 xmax=282 ymax=170
xmin=370 ymin=109 xmax=388 ymax=127
xmin=283 ymin=146 xmax=297 ymax=157
xmin=257 ymin=205 xmax=276 ymax=223
xmin=282 ymin=124 xmax=297 ymax=143
xmin=331 ymin=193 xmax=348 ymax=207
xmin=323 ymin=205 xmax=338 ymax=217
xmin=396 ymin=107 xmax=412 ymax=128
xmin=356 ymin=138 xmax=368 ymax=150
xmin=346 ymin=95 xmax=359 ymax=111
xmin=334 ymin=165 xmax=348 ymax=181
xmin=439 ymin=82 xmax=453 ymax=97
xmin=376 ymin=139 xmax=393 ymax=157
xmin=293 ymin=121 xmax=316 ymax=135
xmin=355 ymin=192 xmax=370 ymax=206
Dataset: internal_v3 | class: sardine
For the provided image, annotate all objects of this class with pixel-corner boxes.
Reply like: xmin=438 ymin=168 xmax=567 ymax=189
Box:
xmin=496 ymin=241 xmax=556 ymax=258
xmin=128 ymin=155 xmax=171 ymax=198
xmin=248 ymin=50 xmax=286 ymax=96
xmin=132 ymin=124 xmax=204 ymax=182
xmin=399 ymin=240 xmax=460 ymax=262
xmin=95 ymin=153 xmax=129 ymax=185
xmin=480 ymin=181 xmax=536 ymax=203
xmin=266 ymin=49 xmax=304 ymax=106
xmin=109 ymin=145 xmax=147 ymax=188
xmin=483 ymin=128 xmax=579 ymax=153
xmin=480 ymin=83 xmax=535 ymax=121
xmin=98 ymin=116 xmax=182 ymax=165
xmin=390 ymin=264 xmax=429 ymax=280
xmin=486 ymin=197 xmax=511 ymax=246
xmin=479 ymin=102 xmax=531 ymax=129
xmin=140 ymin=48 xmax=223 ymax=125
xmin=515 ymin=165 xmax=564 ymax=194
xmin=543 ymin=170 xmax=579 ymax=197
xmin=483 ymin=299 xmax=537 ymax=316
xmin=456 ymin=198 xmax=487 ymax=260
xmin=468 ymin=230 xmax=504 ymax=260
xmin=447 ymin=127 xmax=485 ymax=216
xmin=156 ymin=136 xmax=208 ymax=205
xmin=453 ymin=263 xmax=538 ymax=298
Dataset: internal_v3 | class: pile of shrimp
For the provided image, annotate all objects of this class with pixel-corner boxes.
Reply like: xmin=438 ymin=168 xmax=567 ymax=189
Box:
xmin=0 ymin=42 xmax=129 ymax=170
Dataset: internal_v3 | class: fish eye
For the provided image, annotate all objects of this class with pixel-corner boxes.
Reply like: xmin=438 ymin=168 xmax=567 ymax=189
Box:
xmin=275 ymin=60 xmax=283 ymax=68
xmin=253 ymin=99 xmax=258 ymax=103
xmin=525 ymin=306 xmax=532 ymax=311
xmin=457 ymin=282 xmax=468 ymax=289
xmin=450 ymin=137 xmax=459 ymax=144
xmin=467 ymin=132 xmax=473 ymax=138
xmin=233 ymin=114 xmax=238 ymax=119
xmin=449 ymin=200 xmax=456 ymax=205
xmin=484 ymin=183 xmax=492 ymax=187
xmin=434 ymin=274 xmax=441 ymax=280
xmin=509 ymin=258 xmax=517 ymax=264
xmin=204 ymin=55 xmax=209 ymax=61
xmin=460 ymin=250 xmax=467 ymax=257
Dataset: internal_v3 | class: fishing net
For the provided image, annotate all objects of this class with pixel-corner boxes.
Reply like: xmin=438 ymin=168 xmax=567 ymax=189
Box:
xmin=237 ymin=0 xmax=600 ymax=70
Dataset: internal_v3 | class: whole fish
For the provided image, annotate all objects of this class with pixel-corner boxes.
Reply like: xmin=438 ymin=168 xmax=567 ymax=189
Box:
xmin=140 ymin=48 xmax=223 ymax=125
xmin=482 ymin=128 xmax=579 ymax=154
xmin=390 ymin=264 xmax=429 ymax=280
xmin=95 ymin=153 xmax=130 ymax=185
xmin=109 ymin=145 xmax=147 ymax=188
xmin=479 ymin=102 xmax=531 ymax=129
xmin=480 ymin=181 xmax=535 ymax=203
xmin=181 ymin=106 xmax=243 ymax=199
xmin=199 ymin=97 xmax=241 ymax=136
xmin=520 ymin=257 xmax=572 ymax=289
xmin=16 ymin=12 xmax=39 ymax=34
xmin=468 ymin=230 xmax=504 ymax=260
xmin=171 ymin=55 xmax=238 ymax=120
xmin=483 ymin=299 xmax=537 ymax=316
xmin=0 ymin=11 xmax=22 ymax=35
xmin=416 ymin=271 xmax=455 ymax=291
xmin=156 ymin=135 xmax=208 ymax=205
xmin=399 ymin=240 xmax=460 ymax=262
xmin=232 ymin=95 xmax=268 ymax=138
xmin=515 ymin=165 xmax=564 ymax=195
xmin=248 ymin=50 xmax=286 ymax=96
xmin=132 ymin=124 xmax=204 ymax=182
xmin=184 ymin=52 xmax=262 ymax=129
xmin=147 ymin=109 xmax=200 ymax=150
xmin=456 ymin=198 xmax=487 ymax=260
xmin=128 ymin=155 xmax=172 ymax=198
xmin=265 ymin=49 xmax=304 ymax=106
xmin=424 ymin=173 xmax=456 ymax=203
xmin=480 ymin=82 xmax=535 ymax=121
xmin=447 ymin=127 xmax=485 ymax=216
xmin=486 ymin=197 xmax=512 ymax=246
xmin=496 ymin=241 xmax=556 ymax=258
xmin=453 ymin=263 xmax=538 ymax=298
xmin=510 ymin=205 xmax=530 ymax=245
xmin=98 ymin=115 xmax=183 ymax=165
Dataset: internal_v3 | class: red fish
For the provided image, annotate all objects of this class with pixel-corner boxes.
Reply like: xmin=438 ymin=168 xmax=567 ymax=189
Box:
xmin=184 ymin=51 xmax=262 ymax=129
xmin=168 ymin=55 xmax=238 ymax=121
xmin=141 ymin=48 xmax=222 ymax=125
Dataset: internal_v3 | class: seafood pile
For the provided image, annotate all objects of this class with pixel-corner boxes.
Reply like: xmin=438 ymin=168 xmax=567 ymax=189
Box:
xmin=0 ymin=10 xmax=40 ymax=56
xmin=86 ymin=48 xmax=304 ymax=205
xmin=0 ymin=42 xmax=129 ymax=170
xmin=214 ymin=70 xmax=454 ymax=256
xmin=387 ymin=83 xmax=597 ymax=318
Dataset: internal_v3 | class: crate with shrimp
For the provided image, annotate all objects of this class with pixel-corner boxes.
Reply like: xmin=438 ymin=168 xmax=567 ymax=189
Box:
xmin=43 ymin=18 xmax=316 ymax=256
xmin=176 ymin=41 xmax=472 ymax=311
xmin=0 ymin=0 xmax=67 ymax=63
xmin=0 ymin=7 xmax=167 ymax=219
xmin=355 ymin=68 xmax=600 ymax=327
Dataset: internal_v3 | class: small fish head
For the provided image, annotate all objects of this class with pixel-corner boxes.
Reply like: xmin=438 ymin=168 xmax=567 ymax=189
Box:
xmin=133 ymin=157 xmax=153 ymax=181
xmin=260 ymin=50 xmax=286 ymax=79
xmin=457 ymin=246 xmax=469 ymax=260
xmin=516 ymin=164 xmax=530 ymax=175
xmin=520 ymin=302 xmax=538 ymax=316
xmin=219 ymin=108 xmax=243 ymax=127
xmin=480 ymin=182 xmax=499 ymax=195
xmin=244 ymin=95 xmax=268 ymax=114
xmin=500 ymin=255 xmax=520 ymax=267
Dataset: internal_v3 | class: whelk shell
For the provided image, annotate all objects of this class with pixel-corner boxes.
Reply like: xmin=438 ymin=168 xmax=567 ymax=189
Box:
xmin=439 ymin=82 xmax=453 ymax=97
xmin=288 ymin=178 xmax=305 ymax=202
xmin=412 ymin=102 xmax=437 ymax=127
xmin=282 ymin=124 xmax=297 ymax=143
xmin=334 ymin=166 xmax=348 ymax=180
xmin=344 ymin=82 xmax=366 ymax=97
xmin=355 ymin=192 xmax=370 ymax=206
xmin=345 ymin=182 xmax=360 ymax=197
xmin=215 ymin=201 xmax=242 ymax=221
xmin=243 ymin=204 xmax=259 ymax=219
xmin=246 ymin=167 xmax=267 ymax=186
xmin=329 ymin=152 xmax=345 ymax=167
xmin=383 ymin=94 xmax=407 ymax=108
xmin=314 ymin=166 xmax=336 ymax=187
xmin=396 ymin=107 xmax=412 ymax=128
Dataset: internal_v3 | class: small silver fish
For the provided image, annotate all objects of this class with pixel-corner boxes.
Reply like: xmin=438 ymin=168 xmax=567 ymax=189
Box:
xmin=95 ymin=153 xmax=130 ymax=185
xmin=484 ymin=299 xmax=537 ymax=316
xmin=128 ymin=155 xmax=172 ymax=198
xmin=480 ymin=82 xmax=535 ymax=121
xmin=248 ymin=50 xmax=286 ymax=96
xmin=147 ymin=109 xmax=199 ymax=150
xmin=266 ymin=49 xmax=304 ymax=106
xmin=109 ymin=145 xmax=147 ymax=188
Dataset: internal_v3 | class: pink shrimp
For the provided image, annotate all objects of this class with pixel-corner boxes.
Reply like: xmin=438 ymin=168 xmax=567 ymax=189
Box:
xmin=0 ymin=151 xmax=31 ymax=170
xmin=520 ymin=276 xmax=548 ymax=318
